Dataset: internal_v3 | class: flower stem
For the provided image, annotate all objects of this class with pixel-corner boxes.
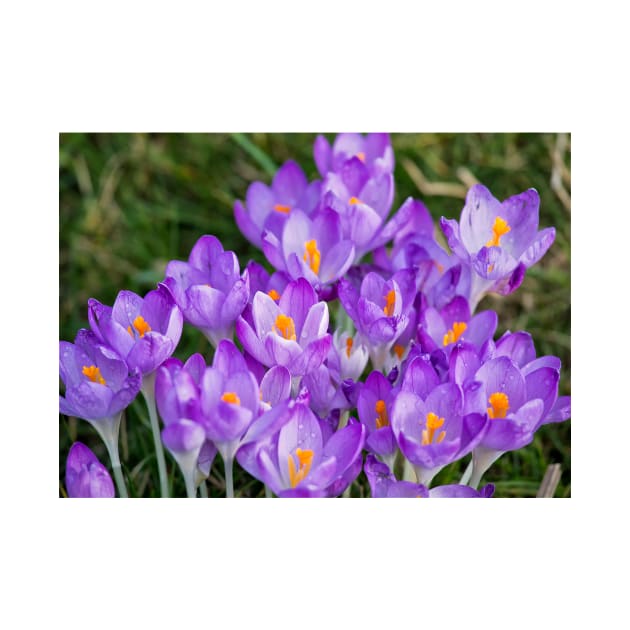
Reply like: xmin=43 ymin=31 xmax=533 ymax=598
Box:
xmin=199 ymin=480 xmax=208 ymax=498
xmin=264 ymin=485 xmax=272 ymax=498
xmin=224 ymin=456 xmax=234 ymax=498
xmin=141 ymin=372 xmax=170 ymax=498
xmin=89 ymin=413 xmax=128 ymax=498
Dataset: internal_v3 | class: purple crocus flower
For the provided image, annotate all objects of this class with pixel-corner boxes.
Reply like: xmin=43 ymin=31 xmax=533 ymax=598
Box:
xmin=463 ymin=355 xmax=565 ymax=487
xmin=338 ymin=268 xmax=417 ymax=370
xmin=492 ymin=330 xmax=571 ymax=424
xmin=329 ymin=328 xmax=369 ymax=383
xmin=416 ymin=295 xmax=498 ymax=362
xmin=260 ymin=207 xmax=356 ymax=289
xmin=60 ymin=329 xmax=141 ymax=499
xmin=314 ymin=133 xmax=394 ymax=178
xmin=357 ymin=370 xmax=398 ymax=471
xmin=234 ymin=160 xmax=321 ymax=248
xmin=60 ymin=329 xmax=142 ymax=422
xmin=364 ymin=455 xmax=494 ymax=498
xmin=252 ymin=394 xmax=367 ymax=497
xmin=163 ymin=235 xmax=248 ymax=347
xmin=391 ymin=382 xmax=487 ymax=485
xmin=65 ymin=442 xmax=115 ymax=498
xmin=440 ymin=184 xmax=555 ymax=310
xmin=155 ymin=354 xmax=218 ymax=497
xmin=235 ymin=278 xmax=332 ymax=377
xmin=88 ymin=284 xmax=183 ymax=375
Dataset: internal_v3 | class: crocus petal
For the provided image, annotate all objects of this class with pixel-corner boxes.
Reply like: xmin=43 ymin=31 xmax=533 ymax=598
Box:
xmin=234 ymin=200 xmax=263 ymax=247
xmin=519 ymin=227 xmax=556 ymax=268
xmin=265 ymin=333 xmax=303 ymax=369
xmin=189 ymin=235 xmax=225 ymax=274
xmin=319 ymin=240 xmax=356 ymax=284
xmin=495 ymin=331 xmax=537 ymax=367
xmin=272 ymin=160 xmax=308 ymax=205
xmin=313 ymin=134 xmax=332 ymax=177
xmin=525 ymin=367 xmax=560 ymax=419
xmin=126 ymin=331 xmax=174 ymax=374
xmin=402 ymin=355 xmax=440 ymax=399
xmin=288 ymin=335 xmax=332 ymax=376
xmin=299 ymin=302 xmax=329 ymax=346
xmin=186 ymin=285 xmax=224 ymax=328
xmin=544 ymin=395 xmax=571 ymax=424
xmin=261 ymin=231 xmax=287 ymax=272
xmin=235 ymin=316 xmax=272 ymax=366
xmin=278 ymin=278 xmax=317 ymax=336
xmin=112 ymin=290 xmax=143 ymax=328
xmin=161 ymin=419 xmax=206 ymax=454
xmin=213 ymin=339 xmax=250 ymax=375
xmin=260 ymin=365 xmax=292 ymax=406
xmin=482 ymin=399 xmax=544 ymax=451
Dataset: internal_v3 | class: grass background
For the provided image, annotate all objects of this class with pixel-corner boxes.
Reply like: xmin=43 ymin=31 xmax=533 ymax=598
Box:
xmin=59 ymin=133 xmax=571 ymax=498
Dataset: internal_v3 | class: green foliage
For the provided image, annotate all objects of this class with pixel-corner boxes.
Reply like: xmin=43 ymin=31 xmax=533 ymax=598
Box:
xmin=59 ymin=133 xmax=571 ymax=498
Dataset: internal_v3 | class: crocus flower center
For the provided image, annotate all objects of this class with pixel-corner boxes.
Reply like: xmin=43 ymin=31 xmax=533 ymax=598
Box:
xmin=345 ymin=336 xmax=353 ymax=358
xmin=485 ymin=216 xmax=511 ymax=248
xmin=82 ymin=365 xmax=106 ymax=386
xmin=393 ymin=344 xmax=405 ymax=359
xmin=303 ymin=239 xmax=321 ymax=275
xmin=487 ymin=392 xmax=509 ymax=419
xmin=267 ymin=289 xmax=281 ymax=302
xmin=221 ymin=392 xmax=241 ymax=405
xmin=127 ymin=315 xmax=151 ymax=338
xmin=273 ymin=203 xmax=291 ymax=214
xmin=348 ymin=196 xmax=363 ymax=205
xmin=375 ymin=399 xmax=389 ymax=429
xmin=274 ymin=314 xmax=297 ymax=341
xmin=383 ymin=289 xmax=396 ymax=317
xmin=356 ymin=152 xmax=366 ymax=162
xmin=443 ymin=321 xmax=467 ymax=346
xmin=288 ymin=448 xmax=314 ymax=488
xmin=422 ymin=412 xmax=446 ymax=446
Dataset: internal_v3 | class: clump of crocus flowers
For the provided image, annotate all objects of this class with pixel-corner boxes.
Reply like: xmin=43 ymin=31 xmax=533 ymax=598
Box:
xmin=60 ymin=133 xmax=570 ymax=498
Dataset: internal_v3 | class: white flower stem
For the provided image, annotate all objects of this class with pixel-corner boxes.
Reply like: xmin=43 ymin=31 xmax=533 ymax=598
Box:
xmin=264 ymin=485 xmax=272 ymax=498
xmin=89 ymin=413 xmax=128 ymax=498
xmin=199 ymin=481 xmax=208 ymax=498
xmin=459 ymin=461 xmax=473 ymax=485
xmin=224 ymin=456 xmax=234 ymax=498
xmin=141 ymin=372 xmax=170 ymax=498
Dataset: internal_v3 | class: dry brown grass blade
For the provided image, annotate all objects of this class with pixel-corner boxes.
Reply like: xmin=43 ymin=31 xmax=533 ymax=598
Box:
xmin=551 ymin=133 xmax=571 ymax=211
xmin=401 ymin=157 xmax=468 ymax=199
xmin=536 ymin=463 xmax=563 ymax=498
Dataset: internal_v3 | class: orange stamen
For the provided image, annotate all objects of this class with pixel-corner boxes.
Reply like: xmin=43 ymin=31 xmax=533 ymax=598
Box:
xmin=356 ymin=152 xmax=366 ymax=162
xmin=288 ymin=448 xmax=314 ymax=488
xmin=421 ymin=412 xmax=446 ymax=446
xmin=485 ymin=216 xmax=511 ymax=248
xmin=348 ymin=196 xmax=362 ymax=205
xmin=274 ymin=203 xmax=291 ymax=214
xmin=345 ymin=337 xmax=354 ymax=358
xmin=267 ymin=289 xmax=281 ymax=302
xmin=443 ymin=321 xmax=467 ymax=346
xmin=393 ymin=344 xmax=405 ymax=360
xmin=375 ymin=399 xmax=389 ymax=429
xmin=82 ymin=365 xmax=106 ymax=386
xmin=303 ymin=239 xmax=321 ymax=275
xmin=487 ymin=392 xmax=509 ymax=419
xmin=274 ymin=314 xmax=297 ymax=341
xmin=383 ymin=289 xmax=396 ymax=317
xmin=221 ymin=392 xmax=241 ymax=405
xmin=127 ymin=315 xmax=151 ymax=338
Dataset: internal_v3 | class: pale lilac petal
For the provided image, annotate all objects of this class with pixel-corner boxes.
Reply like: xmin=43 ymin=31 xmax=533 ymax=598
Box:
xmin=234 ymin=200 xmax=263 ymax=247
xmin=519 ymin=227 xmax=556 ymax=268
xmin=319 ymin=241 xmax=355 ymax=284
xmin=272 ymin=160 xmax=308 ymax=205
xmin=313 ymin=134 xmax=332 ymax=177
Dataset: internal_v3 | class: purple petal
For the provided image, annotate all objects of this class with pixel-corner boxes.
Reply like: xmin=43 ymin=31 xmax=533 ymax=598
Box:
xmin=544 ymin=395 xmax=571 ymax=424
xmin=519 ymin=227 xmax=556 ymax=268
xmin=313 ymin=135 xmax=332 ymax=177
xmin=279 ymin=278 xmax=317 ymax=336
xmin=272 ymin=160 xmax=307 ymax=205
xmin=234 ymin=200 xmax=263 ymax=247
xmin=495 ymin=331 xmax=537 ymax=368
xmin=161 ymin=419 xmax=206 ymax=454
